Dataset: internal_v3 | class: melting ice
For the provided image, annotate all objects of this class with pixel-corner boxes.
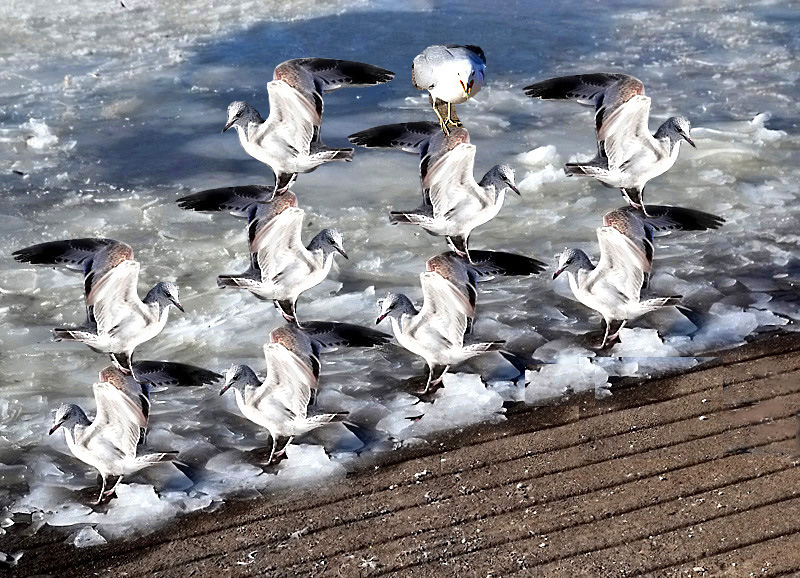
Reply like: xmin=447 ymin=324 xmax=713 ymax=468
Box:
xmin=1 ymin=0 xmax=798 ymax=544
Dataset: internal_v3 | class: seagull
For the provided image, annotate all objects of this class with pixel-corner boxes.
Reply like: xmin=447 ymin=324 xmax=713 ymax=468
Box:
xmin=177 ymin=185 xmax=298 ymax=279
xmin=348 ymin=121 xmax=519 ymax=260
xmin=426 ymin=250 xmax=547 ymax=334
xmin=523 ymin=73 xmax=696 ymax=214
xmin=552 ymin=226 xmax=682 ymax=348
xmin=13 ymin=239 xmax=183 ymax=373
xmin=602 ymin=204 xmax=725 ymax=290
xmin=215 ymin=207 xmax=347 ymax=324
xmin=220 ymin=325 xmax=351 ymax=464
xmin=376 ymin=271 xmax=504 ymax=393
xmin=412 ymin=44 xmax=486 ymax=134
xmin=48 ymin=365 xmax=177 ymax=504
xmin=222 ymin=58 xmax=395 ymax=193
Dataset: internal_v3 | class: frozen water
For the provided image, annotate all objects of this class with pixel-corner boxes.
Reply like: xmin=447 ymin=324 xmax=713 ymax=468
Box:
xmin=1 ymin=0 xmax=799 ymax=546
xmin=67 ymin=526 xmax=107 ymax=548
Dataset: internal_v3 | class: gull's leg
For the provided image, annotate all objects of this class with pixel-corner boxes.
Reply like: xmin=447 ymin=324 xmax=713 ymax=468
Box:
xmin=111 ymin=352 xmax=132 ymax=375
xmin=275 ymin=172 xmax=296 ymax=194
xmin=267 ymin=436 xmax=277 ymax=465
xmin=430 ymin=365 xmax=450 ymax=387
xmin=447 ymin=235 xmax=469 ymax=260
xmin=275 ymin=300 xmax=298 ymax=325
xmin=600 ymin=318 xmax=610 ymax=349
xmin=421 ymin=364 xmax=435 ymax=394
xmin=607 ymin=320 xmax=627 ymax=345
xmin=103 ymin=475 xmax=123 ymax=501
xmin=94 ymin=475 xmax=108 ymax=505
xmin=274 ymin=436 xmax=294 ymax=459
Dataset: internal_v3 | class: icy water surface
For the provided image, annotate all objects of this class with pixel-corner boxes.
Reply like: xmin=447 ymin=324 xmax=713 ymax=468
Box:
xmin=1 ymin=0 xmax=799 ymax=544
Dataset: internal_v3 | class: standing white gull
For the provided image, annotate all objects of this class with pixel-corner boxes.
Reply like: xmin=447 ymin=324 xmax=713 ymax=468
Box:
xmin=220 ymin=325 xmax=351 ymax=464
xmin=222 ymin=58 xmax=395 ymax=193
xmin=523 ymin=73 xmax=696 ymax=214
xmin=13 ymin=239 xmax=183 ymax=373
xmin=552 ymin=226 xmax=682 ymax=348
xmin=376 ymin=271 xmax=504 ymax=393
xmin=412 ymin=44 xmax=485 ymax=133
xmin=48 ymin=365 xmax=177 ymax=504
xmin=216 ymin=207 xmax=347 ymax=324
xmin=348 ymin=121 xmax=519 ymax=261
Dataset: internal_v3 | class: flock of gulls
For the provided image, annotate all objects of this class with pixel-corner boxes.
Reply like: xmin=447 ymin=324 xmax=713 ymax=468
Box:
xmin=13 ymin=46 xmax=725 ymax=505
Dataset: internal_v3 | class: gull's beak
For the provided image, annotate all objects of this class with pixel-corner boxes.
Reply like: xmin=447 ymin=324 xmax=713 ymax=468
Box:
xmin=49 ymin=423 xmax=60 ymax=435
xmin=219 ymin=381 xmax=232 ymax=396
xmin=376 ymin=312 xmax=387 ymax=325
xmin=173 ymin=300 xmax=185 ymax=313
xmin=684 ymin=134 xmax=696 ymax=148
xmin=222 ymin=120 xmax=234 ymax=133
xmin=509 ymin=183 xmax=521 ymax=196
xmin=336 ymin=247 xmax=349 ymax=260
xmin=460 ymin=79 xmax=470 ymax=99
xmin=552 ymin=268 xmax=564 ymax=280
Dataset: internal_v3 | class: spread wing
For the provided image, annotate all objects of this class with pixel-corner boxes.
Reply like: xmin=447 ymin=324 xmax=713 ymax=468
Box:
xmin=252 ymin=207 xmax=315 ymax=283
xmin=299 ymin=321 xmax=391 ymax=351
xmin=131 ymin=361 xmax=223 ymax=388
xmin=587 ymin=227 xmax=649 ymax=303
xmin=409 ymin=272 xmax=471 ymax=346
xmin=347 ymin=121 xmax=440 ymax=155
xmin=425 ymin=143 xmax=486 ymax=217
xmin=523 ymin=73 xmax=645 ymax=135
xmin=598 ymin=95 xmax=656 ymax=171
xmin=176 ymin=185 xmax=277 ymax=217
xmin=254 ymin=80 xmax=317 ymax=155
xmin=87 ymin=259 xmax=145 ymax=335
xmin=85 ymin=381 xmax=147 ymax=460
xmin=249 ymin=343 xmax=317 ymax=418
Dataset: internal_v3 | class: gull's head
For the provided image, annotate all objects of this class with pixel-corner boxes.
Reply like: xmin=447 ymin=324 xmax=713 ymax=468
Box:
xmin=376 ymin=293 xmax=415 ymax=324
xmin=553 ymin=248 xmax=590 ymax=280
xmin=663 ymin=116 xmax=695 ymax=149
xmin=152 ymin=281 xmax=184 ymax=313
xmin=482 ymin=164 xmax=520 ymax=197
xmin=220 ymin=364 xmax=259 ymax=396
xmin=223 ymin=101 xmax=257 ymax=133
xmin=49 ymin=403 xmax=81 ymax=435
xmin=458 ymin=67 xmax=483 ymax=99
xmin=313 ymin=228 xmax=348 ymax=260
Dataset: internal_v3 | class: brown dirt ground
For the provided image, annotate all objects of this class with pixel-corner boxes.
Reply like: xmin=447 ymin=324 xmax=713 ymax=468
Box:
xmin=5 ymin=332 xmax=800 ymax=577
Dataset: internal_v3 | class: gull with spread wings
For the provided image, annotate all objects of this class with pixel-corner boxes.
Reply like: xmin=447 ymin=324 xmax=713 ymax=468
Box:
xmin=524 ymin=73 xmax=695 ymax=214
xmin=349 ymin=121 xmax=519 ymax=261
xmin=222 ymin=58 xmax=395 ymax=193
xmin=376 ymin=271 xmax=504 ymax=393
xmin=48 ymin=365 xmax=178 ymax=504
xmin=13 ymin=239 xmax=183 ymax=373
xmin=215 ymin=207 xmax=347 ymax=324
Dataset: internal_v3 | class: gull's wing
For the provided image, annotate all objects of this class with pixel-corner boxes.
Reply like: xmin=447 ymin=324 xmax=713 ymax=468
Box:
xmin=426 ymin=253 xmax=477 ymax=321
xmin=523 ymin=73 xmax=645 ymax=138
xmin=254 ymin=80 xmax=316 ymax=155
xmin=272 ymin=58 xmax=394 ymax=137
xmin=597 ymin=95 xmax=657 ymax=171
xmin=425 ymin=143 xmax=487 ymax=217
xmin=609 ymin=205 xmax=725 ymax=233
xmin=269 ymin=325 xmax=321 ymax=383
xmin=12 ymin=238 xmax=134 ymax=304
xmin=452 ymin=250 xmax=547 ymax=277
xmin=587 ymin=226 xmax=649 ymax=303
xmin=83 ymin=381 xmax=147 ymax=460
xmin=409 ymin=272 xmax=471 ymax=346
xmin=131 ymin=361 xmax=223 ymax=388
xmin=347 ymin=121 xmax=440 ymax=155
xmin=252 ymin=207 xmax=315 ymax=283
xmin=298 ymin=321 xmax=392 ymax=351
xmin=87 ymin=259 xmax=146 ymax=335
xmin=250 ymin=343 xmax=316 ymax=418
xmin=176 ymin=185 xmax=277 ymax=217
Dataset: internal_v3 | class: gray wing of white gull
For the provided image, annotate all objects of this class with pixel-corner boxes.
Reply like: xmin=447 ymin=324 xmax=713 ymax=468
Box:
xmin=603 ymin=204 xmax=725 ymax=272
xmin=269 ymin=324 xmax=322 ymax=384
xmin=442 ymin=250 xmax=547 ymax=278
xmin=297 ymin=321 xmax=392 ymax=351
xmin=426 ymin=253 xmax=478 ymax=332
xmin=584 ymin=226 xmax=650 ymax=305
xmin=407 ymin=271 xmax=471 ymax=347
xmin=249 ymin=340 xmax=318 ymax=420
xmin=12 ymin=238 xmax=135 ymax=328
xmin=523 ymin=73 xmax=646 ymax=143
xmin=130 ymin=361 xmax=223 ymax=388
xmin=252 ymin=207 xmax=317 ymax=283
xmin=176 ymin=185 xmax=278 ymax=217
